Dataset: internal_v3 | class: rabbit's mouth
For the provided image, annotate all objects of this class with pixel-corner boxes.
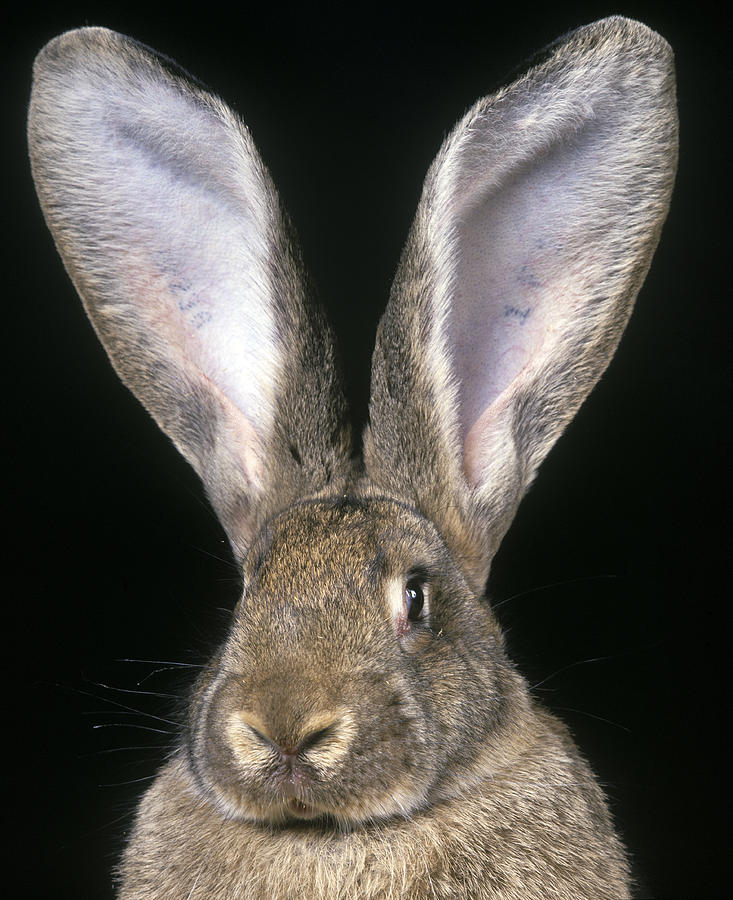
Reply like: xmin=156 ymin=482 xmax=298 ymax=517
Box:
xmin=286 ymin=797 xmax=318 ymax=819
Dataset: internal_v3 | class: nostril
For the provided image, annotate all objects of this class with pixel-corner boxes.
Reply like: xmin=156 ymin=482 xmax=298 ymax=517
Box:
xmin=273 ymin=720 xmax=340 ymax=764
xmin=276 ymin=723 xmax=337 ymax=763
xmin=298 ymin=723 xmax=336 ymax=754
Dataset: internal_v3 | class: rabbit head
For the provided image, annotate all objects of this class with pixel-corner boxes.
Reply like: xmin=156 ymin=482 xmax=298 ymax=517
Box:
xmin=28 ymin=15 xmax=677 ymax=896
xmin=187 ymin=495 xmax=528 ymax=828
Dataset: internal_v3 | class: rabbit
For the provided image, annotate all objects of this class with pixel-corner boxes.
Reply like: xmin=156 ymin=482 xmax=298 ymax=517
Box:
xmin=28 ymin=14 xmax=677 ymax=900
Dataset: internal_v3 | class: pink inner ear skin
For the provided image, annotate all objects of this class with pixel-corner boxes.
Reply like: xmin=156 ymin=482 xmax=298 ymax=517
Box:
xmin=462 ymin=392 xmax=504 ymax=490
xmin=459 ymin=329 xmax=544 ymax=490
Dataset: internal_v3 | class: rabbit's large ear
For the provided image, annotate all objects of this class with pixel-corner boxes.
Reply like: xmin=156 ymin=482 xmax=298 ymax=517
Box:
xmin=365 ymin=17 xmax=677 ymax=591
xmin=29 ymin=28 xmax=351 ymax=560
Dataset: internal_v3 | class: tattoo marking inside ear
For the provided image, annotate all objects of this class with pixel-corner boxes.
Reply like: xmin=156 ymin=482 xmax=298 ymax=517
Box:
xmin=503 ymin=305 xmax=532 ymax=324
xmin=173 ymin=281 xmax=214 ymax=329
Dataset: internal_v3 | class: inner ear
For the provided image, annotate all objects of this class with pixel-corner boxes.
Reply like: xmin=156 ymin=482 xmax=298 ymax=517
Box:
xmin=449 ymin=127 xmax=616 ymax=451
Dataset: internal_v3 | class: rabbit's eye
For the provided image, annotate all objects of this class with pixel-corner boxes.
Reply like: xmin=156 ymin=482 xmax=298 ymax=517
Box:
xmin=388 ymin=575 xmax=430 ymax=639
xmin=405 ymin=578 xmax=426 ymax=621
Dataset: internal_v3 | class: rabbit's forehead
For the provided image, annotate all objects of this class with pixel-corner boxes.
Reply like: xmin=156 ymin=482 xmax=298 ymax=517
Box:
xmin=244 ymin=497 xmax=449 ymax=595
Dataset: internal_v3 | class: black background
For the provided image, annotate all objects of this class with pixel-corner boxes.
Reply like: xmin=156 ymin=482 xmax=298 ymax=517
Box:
xmin=5 ymin=2 xmax=728 ymax=897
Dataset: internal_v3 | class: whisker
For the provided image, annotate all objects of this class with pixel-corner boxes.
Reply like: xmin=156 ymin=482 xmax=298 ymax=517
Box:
xmin=192 ymin=542 xmax=239 ymax=572
xmin=98 ymin=773 xmax=160 ymax=788
xmin=79 ymin=744 xmax=170 ymax=757
xmin=89 ymin=680 xmax=183 ymax=701
xmin=66 ymin=686 xmax=181 ymax=727
xmin=492 ymin=574 xmax=619 ymax=610
xmin=115 ymin=658 xmax=204 ymax=668
xmin=530 ymin=653 xmax=619 ymax=690
xmin=551 ymin=706 xmax=632 ymax=733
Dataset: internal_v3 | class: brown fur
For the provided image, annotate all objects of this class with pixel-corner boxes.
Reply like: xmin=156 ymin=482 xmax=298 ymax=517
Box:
xmin=28 ymin=16 xmax=677 ymax=899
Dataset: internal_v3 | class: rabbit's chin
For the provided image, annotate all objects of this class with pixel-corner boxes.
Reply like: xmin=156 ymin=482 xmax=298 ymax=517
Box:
xmin=196 ymin=771 xmax=431 ymax=831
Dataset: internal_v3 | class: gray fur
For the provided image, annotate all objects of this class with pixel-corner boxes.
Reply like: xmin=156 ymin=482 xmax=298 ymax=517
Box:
xmin=28 ymin=16 xmax=677 ymax=899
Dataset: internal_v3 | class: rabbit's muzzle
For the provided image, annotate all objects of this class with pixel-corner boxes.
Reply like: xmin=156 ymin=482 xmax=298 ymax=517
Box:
xmin=184 ymin=498 xmax=462 ymax=829
xmin=235 ymin=706 xmax=354 ymax=820
xmin=190 ymin=659 xmax=428 ymax=828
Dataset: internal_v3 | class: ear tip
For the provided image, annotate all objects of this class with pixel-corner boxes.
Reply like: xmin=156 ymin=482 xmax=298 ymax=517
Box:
xmin=578 ymin=16 xmax=675 ymax=67
xmin=541 ymin=17 xmax=676 ymax=125
xmin=30 ymin=28 xmax=114 ymax=143
xmin=35 ymin=27 xmax=117 ymax=68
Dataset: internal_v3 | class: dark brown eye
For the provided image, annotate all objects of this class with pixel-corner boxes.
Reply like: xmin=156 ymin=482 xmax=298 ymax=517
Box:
xmin=405 ymin=578 xmax=425 ymax=621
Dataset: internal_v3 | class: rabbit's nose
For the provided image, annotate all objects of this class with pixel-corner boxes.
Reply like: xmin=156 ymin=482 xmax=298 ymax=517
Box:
xmin=240 ymin=711 xmax=342 ymax=762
